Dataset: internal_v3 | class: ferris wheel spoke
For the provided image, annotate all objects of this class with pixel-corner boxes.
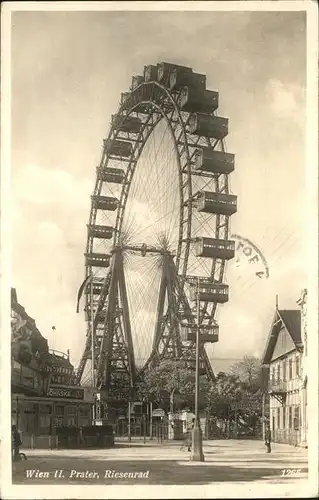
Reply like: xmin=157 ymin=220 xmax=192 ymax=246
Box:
xmin=127 ymin=206 xmax=180 ymax=247
xmin=123 ymin=149 xmax=165 ymax=240
xmin=124 ymin=254 xmax=162 ymax=366
xmin=143 ymin=115 xmax=178 ymax=222
xmin=144 ymin=124 xmax=177 ymax=223
xmin=129 ymin=116 xmax=170 ymax=218
xmin=123 ymin=122 xmax=180 ymax=248
xmin=166 ymin=208 xmax=182 ymax=248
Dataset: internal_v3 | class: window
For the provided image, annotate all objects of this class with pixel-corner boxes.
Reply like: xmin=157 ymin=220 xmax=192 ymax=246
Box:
xmin=55 ymin=405 xmax=64 ymax=416
xmin=288 ymin=407 xmax=293 ymax=429
xmin=282 ymin=406 xmax=286 ymax=428
xmin=54 ymin=417 xmax=64 ymax=427
xmin=277 ymin=364 xmax=281 ymax=381
xmin=67 ymin=417 xmax=76 ymax=427
xmin=79 ymin=407 xmax=89 ymax=417
xmin=296 ymin=357 xmax=300 ymax=377
xmin=34 ymin=374 xmax=43 ymax=390
xmin=288 ymin=358 xmax=293 ymax=379
xmin=67 ymin=406 xmax=76 ymax=415
xmin=39 ymin=404 xmax=51 ymax=413
xmin=12 ymin=361 xmax=21 ymax=384
xmin=283 ymin=360 xmax=287 ymax=381
xmin=294 ymin=406 xmax=300 ymax=430
xmin=21 ymin=365 xmax=36 ymax=388
xmin=277 ymin=408 xmax=280 ymax=428
xmin=133 ymin=403 xmax=143 ymax=415
xmin=39 ymin=415 xmax=51 ymax=428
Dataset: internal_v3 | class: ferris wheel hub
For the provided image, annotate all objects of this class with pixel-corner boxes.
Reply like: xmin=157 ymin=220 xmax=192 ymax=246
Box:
xmin=111 ymin=243 xmax=175 ymax=257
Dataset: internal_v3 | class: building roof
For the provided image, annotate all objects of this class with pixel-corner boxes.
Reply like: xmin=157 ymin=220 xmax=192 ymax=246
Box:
xmin=279 ymin=310 xmax=302 ymax=346
xmin=11 ymin=288 xmax=76 ymax=371
xmin=262 ymin=309 xmax=302 ymax=365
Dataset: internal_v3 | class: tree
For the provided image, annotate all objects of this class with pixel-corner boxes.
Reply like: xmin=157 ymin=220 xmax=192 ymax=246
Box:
xmin=137 ymin=360 xmax=211 ymax=412
xmin=206 ymin=371 xmax=243 ymax=437
xmin=230 ymin=355 xmax=262 ymax=393
xmin=228 ymin=356 xmax=264 ymax=435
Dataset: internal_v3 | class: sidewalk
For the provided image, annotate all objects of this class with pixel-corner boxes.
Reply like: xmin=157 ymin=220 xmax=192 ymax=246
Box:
xmin=11 ymin=439 xmax=308 ymax=487
xmin=21 ymin=438 xmax=308 ymax=463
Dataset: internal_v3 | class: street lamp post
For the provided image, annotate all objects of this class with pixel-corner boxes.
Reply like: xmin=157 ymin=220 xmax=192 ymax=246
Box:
xmin=90 ymin=273 xmax=97 ymax=424
xmin=190 ymin=278 xmax=204 ymax=461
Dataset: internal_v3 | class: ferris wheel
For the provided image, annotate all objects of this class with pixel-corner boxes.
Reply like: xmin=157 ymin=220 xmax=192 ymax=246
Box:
xmin=76 ymin=62 xmax=237 ymax=395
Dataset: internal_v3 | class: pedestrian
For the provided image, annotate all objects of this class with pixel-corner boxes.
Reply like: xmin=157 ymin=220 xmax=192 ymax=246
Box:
xmin=265 ymin=425 xmax=271 ymax=453
xmin=187 ymin=418 xmax=195 ymax=452
xmin=186 ymin=429 xmax=192 ymax=452
xmin=79 ymin=426 xmax=85 ymax=447
xmin=12 ymin=424 xmax=22 ymax=461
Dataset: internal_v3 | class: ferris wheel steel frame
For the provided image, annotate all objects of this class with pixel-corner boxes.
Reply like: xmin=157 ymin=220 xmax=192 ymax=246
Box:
xmin=77 ymin=62 xmax=237 ymax=395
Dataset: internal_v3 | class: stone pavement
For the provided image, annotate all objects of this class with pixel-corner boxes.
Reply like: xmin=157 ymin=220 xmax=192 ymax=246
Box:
xmin=12 ymin=439 xmax=308 ymax=487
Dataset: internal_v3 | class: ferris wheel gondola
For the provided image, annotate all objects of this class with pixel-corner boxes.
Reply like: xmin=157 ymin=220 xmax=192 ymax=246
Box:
xmin=76 ymin=62 xmax=238 ymax=396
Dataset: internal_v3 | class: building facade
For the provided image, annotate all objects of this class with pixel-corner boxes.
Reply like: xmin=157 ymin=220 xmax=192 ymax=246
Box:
xmin=11 ymin=289 xmax=94 ymax=440
xmin=262 ymin=295 xmax=307 ymax=447
xmin=297 ymin=289 xmax=308 ymax=447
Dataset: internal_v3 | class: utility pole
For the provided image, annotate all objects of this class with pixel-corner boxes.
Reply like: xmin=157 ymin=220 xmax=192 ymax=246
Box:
xmin=190 ymin=278 xmax=204 ymax=461
xmin=90 ymin=272 xmax=95 ymax=390
xmin=90 ymin=272 xmax=96 ymax=423
xmin=149 ymin=401 xmax=153 ymax=440
xmin=262 ymin=392 xmax=266 ymax=440
xmin=128 ymin=400 xmax=131 ymax=442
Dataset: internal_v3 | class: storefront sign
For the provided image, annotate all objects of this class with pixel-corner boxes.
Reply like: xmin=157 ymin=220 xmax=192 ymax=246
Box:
xmin=47 ymin=365 xmax=74 ymax=375
xmin=49 ymin=374 xmax=77 ymax=385
xmin=46 ymin=386 xmax=84 ymax=400
xmin=152 ymin=408 xmax=165 ymax=418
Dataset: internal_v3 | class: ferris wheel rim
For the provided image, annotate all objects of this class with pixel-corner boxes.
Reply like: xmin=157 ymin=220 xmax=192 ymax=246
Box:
xmin=79 ymin=64 xmax=235 ymax=384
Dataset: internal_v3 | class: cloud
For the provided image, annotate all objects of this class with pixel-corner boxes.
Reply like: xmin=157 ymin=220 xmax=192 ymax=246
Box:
xmin=266 ymin=79 xmax=305 ymax=121
xmin=13 ymin=163 xmax=91 ymax=207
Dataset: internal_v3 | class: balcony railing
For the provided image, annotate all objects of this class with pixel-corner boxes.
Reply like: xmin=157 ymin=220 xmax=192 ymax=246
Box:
xmin=268 ymin=378 xmax=287 ymax=393
xmin=49 ymin=349 xmax=69 ymax=360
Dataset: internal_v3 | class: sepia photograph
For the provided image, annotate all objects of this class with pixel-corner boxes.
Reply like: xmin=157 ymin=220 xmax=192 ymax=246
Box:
xmin=1 ymin=1 xmax=318 ymax=499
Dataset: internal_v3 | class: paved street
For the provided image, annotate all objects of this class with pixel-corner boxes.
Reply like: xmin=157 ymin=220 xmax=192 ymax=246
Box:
xmin=12 ymin=439 xmax=308 ymax=486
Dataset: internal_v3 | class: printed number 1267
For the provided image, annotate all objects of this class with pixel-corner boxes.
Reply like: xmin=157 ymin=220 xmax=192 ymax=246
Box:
xmin=281 ymin=469 xmax=302 ymax=476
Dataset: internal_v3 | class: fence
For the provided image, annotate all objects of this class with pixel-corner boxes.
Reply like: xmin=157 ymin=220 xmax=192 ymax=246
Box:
xmin=20 ymin=434 xmax=59 ymax=449
xmin=113 ymin=417 xmax=261 ymax=441
xmin=273 ymin=429 xmax=301 ymax=446
xmin=113 ymin=419 xmax=169 ymax=441
xmin=20 ymin=433 xmax=114 ymax=450
xmin=206 ymin=418 xmax=262 ymax=440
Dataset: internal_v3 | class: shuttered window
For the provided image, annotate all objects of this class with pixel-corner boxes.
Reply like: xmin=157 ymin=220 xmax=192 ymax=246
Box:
xmin=293 ymin=406 xmax=300 ymax=430
xmin=288 ymin=406 xmax=293 ymax=428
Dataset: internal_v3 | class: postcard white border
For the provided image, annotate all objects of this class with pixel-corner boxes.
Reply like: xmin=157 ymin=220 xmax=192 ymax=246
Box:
xmin=1 ymin=1 xmax=318 ymax=499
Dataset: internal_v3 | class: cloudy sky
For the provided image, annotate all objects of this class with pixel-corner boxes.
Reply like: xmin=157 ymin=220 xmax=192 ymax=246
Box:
xmin=10 ymin=7 xmax=308 ymax=373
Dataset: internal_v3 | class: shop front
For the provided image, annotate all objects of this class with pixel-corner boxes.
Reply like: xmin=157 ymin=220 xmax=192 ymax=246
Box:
xmin=12 ymin=387 xmax=93 ymax=434
xmin=12 ymin=390 xmax=93 ymax=449
xmin=12 ymin=357 xmax=94 ymax=443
